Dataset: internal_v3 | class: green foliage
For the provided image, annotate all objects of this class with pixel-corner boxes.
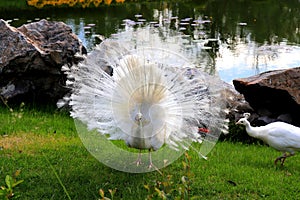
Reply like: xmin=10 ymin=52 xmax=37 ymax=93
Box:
xmin=0 ymin=171 xmax=24 ymax=200
xmin=98 ymin=188 xmax=117 ymax=200
xmin=144 ymin=152 xmax=200 ymax=200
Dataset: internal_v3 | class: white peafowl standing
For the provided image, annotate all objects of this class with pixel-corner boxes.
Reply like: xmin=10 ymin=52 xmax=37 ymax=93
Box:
xmin=59 ymin=20 xmax=228 ymax=173
xmin=236 ymin=113 xmax=300 ymax=166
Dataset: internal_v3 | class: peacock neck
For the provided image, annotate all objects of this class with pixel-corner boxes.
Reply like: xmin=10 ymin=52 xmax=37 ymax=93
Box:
xmin=138 ymin=120 xmax=146 ymax=145
xmin=138 ymin=120 xmax=144 ymax=137
xmin=244 ymin=121 xmax=260 ymax=139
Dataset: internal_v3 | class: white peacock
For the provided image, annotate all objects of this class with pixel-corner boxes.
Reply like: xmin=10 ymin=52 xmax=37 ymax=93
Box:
xmin=60 ymin=18 xmax=228 ymax=173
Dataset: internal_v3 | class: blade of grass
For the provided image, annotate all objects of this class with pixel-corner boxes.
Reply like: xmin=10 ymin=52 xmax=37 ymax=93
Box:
xmin=42 ymin=152 xmax=72 ymax=200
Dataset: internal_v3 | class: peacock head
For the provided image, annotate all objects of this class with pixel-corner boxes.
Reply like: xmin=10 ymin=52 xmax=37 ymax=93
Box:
xmin=236 ymin=118 xmax=248 ymax=126
xmin=135 ymin=112 xmax=143 ymax=122
xmin=236 ymin=113 xmax=251 ymax=126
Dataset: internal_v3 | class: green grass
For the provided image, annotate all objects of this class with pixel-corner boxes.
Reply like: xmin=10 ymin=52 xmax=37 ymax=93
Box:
xmin=1 ymin=106 xmax=300 ymax=199
xmin=0 ymin=104 xmax=75 ymax=136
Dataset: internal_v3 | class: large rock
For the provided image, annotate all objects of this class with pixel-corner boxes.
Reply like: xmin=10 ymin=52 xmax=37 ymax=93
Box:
xmin=0 ymin=19 xmax=86 ymax=105
xmin=233 ymin=67 xmax=300 ymax=126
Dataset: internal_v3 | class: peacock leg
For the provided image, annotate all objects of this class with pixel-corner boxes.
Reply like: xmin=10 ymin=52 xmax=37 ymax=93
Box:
xmin=148 ymin=149 xmax=153 ymax=169
xmin=281 ymin=152 xmax=295 ymax=166
xmin=148 ymin=149 xmax=162 ymax=175
xmin=275 ymin=152 xmax=295 ymax=166
xmin=274 ymin=154 xmax=285 ymax=165
xmin=135 ymin=150 xmax=143 ymax=166
xmin=280 ymin=153 xmax=287 ymax=166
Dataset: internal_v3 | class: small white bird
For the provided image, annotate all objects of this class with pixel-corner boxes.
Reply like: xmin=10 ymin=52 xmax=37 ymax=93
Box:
xmin=236 ymin=113 xmax=300 ymax=166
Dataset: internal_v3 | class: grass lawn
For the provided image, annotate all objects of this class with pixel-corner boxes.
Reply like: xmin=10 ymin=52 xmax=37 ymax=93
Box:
xmin=1 ymin=106 xmax=300 ymax=199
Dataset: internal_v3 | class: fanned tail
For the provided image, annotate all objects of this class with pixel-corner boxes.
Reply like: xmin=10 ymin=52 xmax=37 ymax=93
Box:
xmin=62 ymin=39 xmax=227 ymax=158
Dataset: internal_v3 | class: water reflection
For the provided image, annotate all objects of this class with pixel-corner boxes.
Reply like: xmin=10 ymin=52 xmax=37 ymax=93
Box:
xmin=217 ymin=41 xmax=300 ymax=83
xmin=125 ymin=7 xmax=300 ymax=83
xmin=1 ymin=0 xmax=299 ymax=83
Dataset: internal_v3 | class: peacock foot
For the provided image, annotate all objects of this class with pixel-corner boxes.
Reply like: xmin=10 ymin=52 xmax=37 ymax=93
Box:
xmin=134 ymin=158 xmax=143 ymax=166
xmin=133 ymin=153 xmax=143 ymax=166
xmin=274 ymin=156 xmax=286 ymax=166
xmin=148 ymin=162 xmax=154 ymax=169
xmin=274 ymin=157 xmax=281 ymax=165
xmin=148 ymin=162 xmax=162 ymax=175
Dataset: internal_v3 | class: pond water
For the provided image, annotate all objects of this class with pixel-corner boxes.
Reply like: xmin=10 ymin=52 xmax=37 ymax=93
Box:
xmin=1 ymin=0 xmax=299 ymax=83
